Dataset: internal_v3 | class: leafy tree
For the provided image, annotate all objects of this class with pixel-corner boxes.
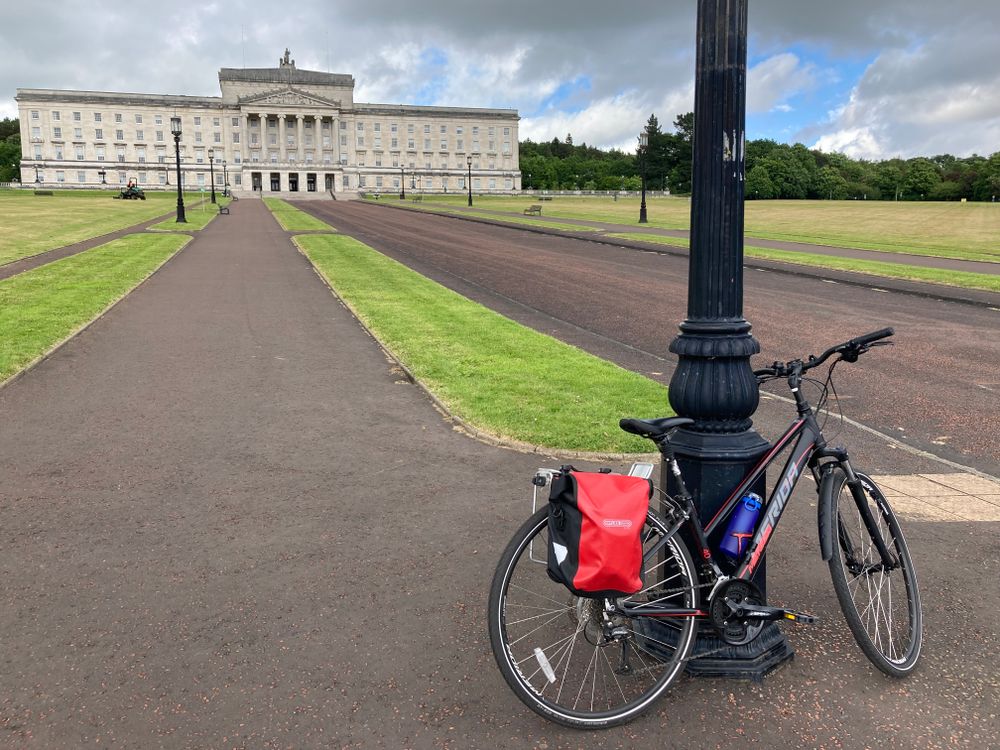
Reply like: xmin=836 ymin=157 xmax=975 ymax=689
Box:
xmin=746 ymin=165 xmax=776 ymax=199
xmin=816 ymin=165 xmax=849 ymax=200
xmin=903 ymin=158 xmax=941 ymax=199
xmin=0 ymin=117 xmax=20 ymax=182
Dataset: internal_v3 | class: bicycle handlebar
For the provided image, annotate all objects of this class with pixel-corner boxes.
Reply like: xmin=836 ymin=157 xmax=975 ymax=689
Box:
xmin=755 ymin=327 xmax=894 ymax=380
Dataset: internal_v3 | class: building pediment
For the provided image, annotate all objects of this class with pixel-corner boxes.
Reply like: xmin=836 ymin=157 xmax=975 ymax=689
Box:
xmin=239 ymin=87 xmax=341 ymax=108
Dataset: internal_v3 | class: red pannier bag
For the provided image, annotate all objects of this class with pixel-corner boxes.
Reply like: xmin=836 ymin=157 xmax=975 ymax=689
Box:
xmin=546 ymin=469 xmax=652 ymax=598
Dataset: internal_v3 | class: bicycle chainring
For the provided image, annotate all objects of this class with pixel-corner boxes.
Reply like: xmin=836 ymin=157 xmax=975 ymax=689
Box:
xmin=708 ymin=579 xmax=766 ymax=646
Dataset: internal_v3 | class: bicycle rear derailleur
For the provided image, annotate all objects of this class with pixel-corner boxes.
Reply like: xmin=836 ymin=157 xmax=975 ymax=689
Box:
xmin=708 ymin=579 xmax=818 ymax=646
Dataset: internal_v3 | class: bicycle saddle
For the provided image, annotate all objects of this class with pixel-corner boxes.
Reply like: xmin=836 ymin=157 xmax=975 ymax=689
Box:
xmin=619 ymin=416 xmax=694 ymax=440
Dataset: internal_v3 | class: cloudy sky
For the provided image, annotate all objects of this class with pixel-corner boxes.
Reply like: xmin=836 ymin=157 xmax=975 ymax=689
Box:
xmin=3 ymin=1 xmax=998 ymax=160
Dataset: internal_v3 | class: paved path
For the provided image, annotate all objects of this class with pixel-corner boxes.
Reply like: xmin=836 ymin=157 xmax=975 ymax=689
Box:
xmin=1 ymin=200 xmax=997 ymax=748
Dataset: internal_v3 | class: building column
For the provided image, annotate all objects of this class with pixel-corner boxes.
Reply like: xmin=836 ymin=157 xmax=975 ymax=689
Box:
xmin=241 ymin=113 xmax=250 ymax=169
xmin=333 ymin=115 xmax=340 ymax=167
xmin=296 ymin=114 xmax=304 ymax=164
xmin=278 ymin=114 xmax=287 ymax=164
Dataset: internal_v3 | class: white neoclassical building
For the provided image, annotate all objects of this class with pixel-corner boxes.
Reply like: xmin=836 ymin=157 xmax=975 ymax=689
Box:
xmin=15 ymin=50 xmax=521 ymax=196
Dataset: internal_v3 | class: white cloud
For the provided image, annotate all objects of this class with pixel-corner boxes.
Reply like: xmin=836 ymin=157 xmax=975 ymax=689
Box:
xmin=747 ymin=53 xmax=816 ymax=114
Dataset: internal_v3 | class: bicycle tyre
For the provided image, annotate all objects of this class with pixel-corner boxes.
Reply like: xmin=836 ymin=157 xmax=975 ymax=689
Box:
xmin=824 ymin=468 xmax=922 ymax=676
xmin=487 ymin=506 xmax=699 ymax=729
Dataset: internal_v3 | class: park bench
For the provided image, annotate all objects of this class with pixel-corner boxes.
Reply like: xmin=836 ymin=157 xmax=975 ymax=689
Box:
xmin=218 ymin=204 xmax=230 ymax=215
xmin=524 ymin=204 xmax=542 ymax=216
xmin=33 ymin=190 xmax=53 ymax=196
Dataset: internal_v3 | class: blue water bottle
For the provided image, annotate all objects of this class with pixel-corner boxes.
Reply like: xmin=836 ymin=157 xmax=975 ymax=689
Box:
xmin=720 ymin=492 xmax=763 ymax=558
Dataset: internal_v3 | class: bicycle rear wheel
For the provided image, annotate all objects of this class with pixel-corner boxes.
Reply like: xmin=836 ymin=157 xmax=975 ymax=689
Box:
xmin=825 ymin=468 xmax=922 ymax=676
xmin=487 ymin=506 xmax=699 ymax=729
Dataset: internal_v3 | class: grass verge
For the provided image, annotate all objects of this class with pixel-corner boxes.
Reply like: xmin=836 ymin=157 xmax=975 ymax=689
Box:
xmin=0 ymin=190 xmax=202 ymax=265
xmin=147 ymin=198 xmax=228 ymax=231
xmin=263 ymin=198 xmax=334 ymax=231
xmin=606 ymin=233 xmax=1000 ymax=294
xmin=400 ymin=202 xmax=599 ymax=232
xmin=0 ymin=233 xmax=190 ymax=383
xmin=295 ymin=233 xmax=669 ymax=453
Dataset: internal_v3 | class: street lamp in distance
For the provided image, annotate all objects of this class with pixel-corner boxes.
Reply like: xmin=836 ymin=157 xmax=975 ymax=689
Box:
xmin=170 ymin=116 xmax=186 ymax=223
xmin=97 ymin=169 xmax=107 ymax=185
xmin=400 ymin=166 xmax=405 ymax=200
xmin=467 ymin=154 xmax=473 ymax=207
xmin=34 ymin=164 xmax=41 ymax=183
xmin=638 ymin=131 xmax=649 ymax=224
xmin=222 ymin=159 xmax=228 ymax=196
xmin=208 ymin=149 xmax=217 ymax=204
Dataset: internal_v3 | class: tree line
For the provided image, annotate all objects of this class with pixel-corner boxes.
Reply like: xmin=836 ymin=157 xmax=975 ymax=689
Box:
xmin=3 ymin=112 xmax=999 ymax=199
xmin=522 ymin=113 xmax=1000 ymax=201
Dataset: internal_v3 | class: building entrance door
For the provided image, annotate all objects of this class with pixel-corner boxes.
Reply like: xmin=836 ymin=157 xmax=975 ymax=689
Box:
xmin=306 ymin=173 xmax=317 ymax=192
xmin=288 ymin=173 xmax=299 ymax=192
xmin=252 ymin=172 xmax=262 ymax=191
xmin=270 ymin=173 xmax=280 ymax=191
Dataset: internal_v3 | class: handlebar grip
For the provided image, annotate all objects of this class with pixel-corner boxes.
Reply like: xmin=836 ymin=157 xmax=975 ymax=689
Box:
xmin=849 ymin=327 xmax=894 ymax=348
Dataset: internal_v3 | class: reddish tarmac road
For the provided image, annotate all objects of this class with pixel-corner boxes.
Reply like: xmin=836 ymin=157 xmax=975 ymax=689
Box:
xmin=299 ymin=200 xmax=1000 ymax=477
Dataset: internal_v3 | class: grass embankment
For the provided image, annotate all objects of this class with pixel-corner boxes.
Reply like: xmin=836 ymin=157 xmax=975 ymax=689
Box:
xmin=606 ymin=233 xmax=1000 ymax=294
xmin=0 ymin=233 xmax=190 ymax=383
xmin=0 ymin=189 xmax=202 ymax=265
xmin=295 ymin=233 xmax=668 ymax=453
xmin=147 ymin=196 xmax=231 ymax=231
xmin=410 ymin=195 xmax=1000 ymax=263
xmin=263 ymin=198 xmax=334 ymax=231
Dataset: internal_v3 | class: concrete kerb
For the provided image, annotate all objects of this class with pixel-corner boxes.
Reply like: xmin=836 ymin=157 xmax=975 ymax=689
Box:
xmin=366 ymin=200 xmax=1000 ymax=310
xmin=0 ymin=235 xmax=193 ymax=391
xmin=290 ymin=234 xmax=661 ymax=465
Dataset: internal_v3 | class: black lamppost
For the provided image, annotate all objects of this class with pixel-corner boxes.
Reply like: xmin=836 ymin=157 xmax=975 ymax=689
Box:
xmin=34 ymin=164 xmax=41 ymax=183
xmin=170 ymin=116 xmax=186 ymax=223
xmin=208 ymin=149 xmax=217 ymax=204
xmin=466 ymin=154 xmax=473 ymax=207
xmin=98 ymin=169 xmax=107 ymax=185
xmin=222 ymin=159 xmax=228 ymax=196
xmin=400 ymin=166 xmax=405 ymax=199
xmin=664 ymin=0 xmax=788 ymax=677
xmin=638 ymin=131 xmax=648 ymax=223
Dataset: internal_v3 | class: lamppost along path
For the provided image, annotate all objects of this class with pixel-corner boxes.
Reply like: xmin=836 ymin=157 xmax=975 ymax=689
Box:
xmin=208 ymin=149 xmax=217 ymax=204
xmin=170 ymin=116 xmax=186 ymax=223
xmin=467 ymin=154 xmax=473 ymax=207
xmin=664 ymin=0 xmax=791 ymax=677
xmin=638 ymin=130 xmax=649 ymax=224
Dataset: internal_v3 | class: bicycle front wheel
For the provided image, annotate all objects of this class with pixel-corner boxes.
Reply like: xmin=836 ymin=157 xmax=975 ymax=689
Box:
xmin=487 ymin=506 xmax=699 ymax=729
xmin=825 ymin=468 xmax=922 ymax=676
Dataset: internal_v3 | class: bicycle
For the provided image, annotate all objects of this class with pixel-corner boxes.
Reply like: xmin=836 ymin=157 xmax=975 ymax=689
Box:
xmin=487 ymin=328 xmax=922 ymax=729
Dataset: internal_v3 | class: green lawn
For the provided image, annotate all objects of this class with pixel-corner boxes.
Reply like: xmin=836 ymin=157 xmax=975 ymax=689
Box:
xmin=408 ymin=194 xmax=1000 ymax=262
xmin=0 ymin=189 xmax=202 ymax=265
xmin=147 ymin=196 xmax=231 ymax=231
xmin=606 ymin=232 xmax=1000 ymax=293
xmin=0 ymin=233 xmax=190 ymax=383
xmin=263 ymin=197 xmax=334 ymax=231
xmin=295 ymin=233 xmax=670 ymax=453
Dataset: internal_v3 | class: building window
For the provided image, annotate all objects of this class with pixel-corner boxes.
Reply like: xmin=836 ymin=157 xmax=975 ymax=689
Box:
xmin=340 ymin=120 xmax=346 ymax=130
xmin=95 ymin=129 xmax=104 ymax=140
xmin=31 ymin=126 xmax=40 ymax=138
xmin=373 ymin=123 xmax=380 ymax=132
xmin=340 ymin=134 xmax=347 ymax=147
xmin=52 ymin=111 xmax=61 ymax=121
xmin=115 ymin=129 xmax=124 ymax=141
xmin=503 ymin=141 xmax=511 ymax=155
xmin=73 ymin=111 xmax=81 ymax=121
xmin=194 ymin=116 xmax=201 ymax=126
xmin=473 ymin=126 xmax=479 ymax=136
xmin=136 ymin=130 xmax=144 ymax=141
xmin=233 ymin=133 xmax=240 ymax=144
xmin=157 ymin=149 xmax=165 ymax=163
xmin=55 ymin=147 xmax=64 ymax=160
xmin=77 ymin=171 xmax=86 ymax=182
xmin=195 ymin=132 xmax=202 ymax=143
xmin=456 ymin=126 xmax=463 ymax=135
xmin=31 ymin=110 xmax=39 ymax=120
xmin=156 ymin=131 xmax=163 ymax=141
xmin=56 ymin=170 xmax=65 ymax=183
xmin=75 ymin=146 xmax=84 ymax=160
xmin=214 ymin=133 xmax=221 ymax=143
xmin=391 ymin=123 xmax=397 ymax=133
xmin=376 ymin=176 xmax=383 ymax=187
xmin=233 ymin=153 xmax=241 ymax=164
xmin=74 ymin=127 xmax=83 ymax=139
xmin=34 ymin=145 xmax=42 ymax=159
xmin=96 ymin=147 xmax=105 ymax=161
xmin=358 ymin=176 xmax=366 ymax=187
xmin=489 ymin=140 xmax=496 ymax=152
xmin=342 ymin=175 xmax=349 ymax=188
xmin=138 ymin=171 xmax=146 ymax=183
xmin=197 ymin=173 xmax=205 ymax=186
xmin=213 ymin=117 xmax=220 ymax=127
xmin=357 ymin=137 xmax=364 ymax=147
xmin=232 ymin=117 xmax=240 ymax=127
xmin=134 ymin=114 xmax=142 ymax=124
xmin=357 ymin=122 xmax=364 ymax=131
xmin=375 ymin=154 xmax=382 ymax=167
xmin=457 ymin=139 xmax=464 ymax=151
xmin=234 ymin=174 xmax=242 ymax=185
xmin=489 ymin=177 xmax=497 ymax=189
xmin=407 ymin=139 xmax=415 ymax=150
xmin=423 ymin=124 xmax=430 ymax=134
xmin=117 ymin=148 xmax=125 ymax=162
xmin=269 ymin=134 xmax=277 ymax=145
xmin=119 ymin=171 xmax=127 ymax=184
xmin=155 ymin=115 xmax=162 ymax=125
xmin=195 ymin=150 xmax=204 ymax=163
xmin=137 ymin=148 xmax=146 ymax=163
xmin=115 ymin=113 xmax=122 ymax=123
xmin=94 ymin=112 xmax=102 ymax=122
xmin=159 ymin=172 xmax=166 ymax=185
xmin=440 ymin=139 xmax=447 ymax=150
xmin=441 ymin=125 xmax=447 ymax=134
xmin=53 ymin=127 xmax=62 ymax=139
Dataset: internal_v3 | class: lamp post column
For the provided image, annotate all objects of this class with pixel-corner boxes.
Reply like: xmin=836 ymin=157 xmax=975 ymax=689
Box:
xmin=467 ymin=154 xmax=473 ymax=207
xmin=639 ymin=131 xmax=649 ymax=223
xmin=664 ymin=0 xmax=788 ymax=678
xmin=170 ymin=116 xmax=186 ymax=223
xmin=400 ymin=167 xmax=405 ymax=200
xmin=208 ymin=149 xmax=216 ymax=204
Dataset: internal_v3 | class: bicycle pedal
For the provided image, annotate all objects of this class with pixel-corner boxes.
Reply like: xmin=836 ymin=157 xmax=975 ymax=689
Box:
xmin=783 ymin=611 xmax=818 ymax=624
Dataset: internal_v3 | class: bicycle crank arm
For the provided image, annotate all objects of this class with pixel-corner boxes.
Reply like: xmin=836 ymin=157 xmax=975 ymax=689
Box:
xmin=734 ymin=604 xmax=819 ymax=624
